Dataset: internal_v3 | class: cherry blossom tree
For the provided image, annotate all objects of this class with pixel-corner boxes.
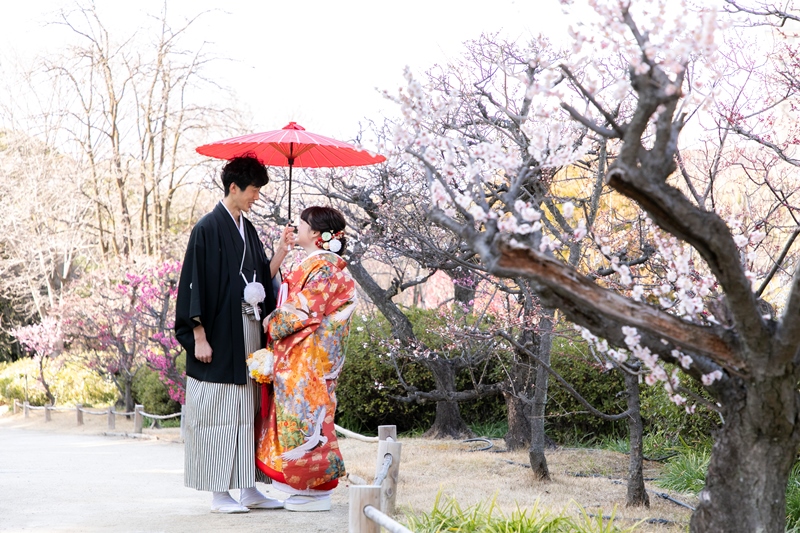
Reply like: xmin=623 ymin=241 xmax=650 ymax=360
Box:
xmin=61 ymin=259 xmax=183 ymax=410
xmin=394 ymin=0 xmax=800 ymax=529
xmin=11 ymin=317 xmax=64 ymax=405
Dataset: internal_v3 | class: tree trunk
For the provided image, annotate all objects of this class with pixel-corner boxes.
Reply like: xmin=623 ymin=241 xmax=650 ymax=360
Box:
xmin=504 ymin=309 xmax=535 ymax=450
xmin=528 ymin=309 xmax=554 ymax=480
xmin=422 ymin=359 xmax=474 ymax=439
xmin=504 ymin=390 xmax=531 ymax=450
xmin=37 ymin=356 xmax=56 ymax=406
xmin=691 ymin=376 xmax=800 ymax=532
xmin=623 ymin=368 xmax=649 ymax=507
xmin=124 ymin=378 xmax=134 ymax=413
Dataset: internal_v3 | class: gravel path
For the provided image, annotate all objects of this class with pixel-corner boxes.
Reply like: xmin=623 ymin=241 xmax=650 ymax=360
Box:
xmin=0 ymin=422 xmax=350 ymax=532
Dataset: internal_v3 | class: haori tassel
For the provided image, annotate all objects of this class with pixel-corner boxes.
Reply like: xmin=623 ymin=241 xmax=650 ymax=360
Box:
xmin=243 ymin=273 xmax=266 ymax=320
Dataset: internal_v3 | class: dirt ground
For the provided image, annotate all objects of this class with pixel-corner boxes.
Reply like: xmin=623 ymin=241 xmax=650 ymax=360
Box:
xmin=0 ymin=404 xmax=694 ymax=532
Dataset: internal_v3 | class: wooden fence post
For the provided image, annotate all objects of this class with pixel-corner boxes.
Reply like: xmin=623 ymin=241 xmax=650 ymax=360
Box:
xmin=13 ymin=399 xmax=18 ymax=415
xmin=376 ymin=441 xmax=402 ymax=515
xmin=349 ymin=485 xmax=380 ymax=533
xmin=108 ymin=406 xmax=115 ymax=429
xmin=133 ymin=404 xmax=144 ymax=433
xmin=378 ymin=425 xmax=397 ymax=442
xmin=24 ymin=402 xmax=29 ymax=418
xmin=76 ymin=404 xmax=84 ymax=426
xmin=44 ymin=403 xmax=52 ymax=422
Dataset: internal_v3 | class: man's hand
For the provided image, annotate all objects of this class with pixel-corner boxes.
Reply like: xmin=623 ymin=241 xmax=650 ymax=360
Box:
xmin=270 ymin=225 xmax=296 ymax=278
xmin=193 ymin=325 xmax=213 ymax=363
xmin=280 ymin=225 xmax=296 ymax=252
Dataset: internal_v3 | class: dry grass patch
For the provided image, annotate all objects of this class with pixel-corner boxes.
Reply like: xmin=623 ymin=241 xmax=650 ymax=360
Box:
xmin=342 ymin=437 xmax=693 ymax=532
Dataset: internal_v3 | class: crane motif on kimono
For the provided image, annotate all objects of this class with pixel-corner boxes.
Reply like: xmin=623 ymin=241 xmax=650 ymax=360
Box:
xmin=281 ymin=406 xmax=328 ymax=461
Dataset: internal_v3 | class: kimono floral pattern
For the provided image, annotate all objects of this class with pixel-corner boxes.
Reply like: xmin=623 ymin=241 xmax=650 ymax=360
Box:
xmin=255 ymin=251 xmax=356 ymax=490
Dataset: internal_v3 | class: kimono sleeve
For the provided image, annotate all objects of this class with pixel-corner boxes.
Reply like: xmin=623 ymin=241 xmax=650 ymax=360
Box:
xmin=174 ymin=224 xmax=210 ymax=351
xmin=268 ymin=266 xmax=335 ymax=341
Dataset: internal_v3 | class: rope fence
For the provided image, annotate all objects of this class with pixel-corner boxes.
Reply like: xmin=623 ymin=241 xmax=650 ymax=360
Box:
xmin=347 ymin=425 xmax=409 ymax=533
xmin=12 ymin=399 xmax=185 ymax=437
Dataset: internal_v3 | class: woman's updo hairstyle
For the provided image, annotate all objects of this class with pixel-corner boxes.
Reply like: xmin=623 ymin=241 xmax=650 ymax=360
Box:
xmin=300 ymin=206 xmax=347 ymax=255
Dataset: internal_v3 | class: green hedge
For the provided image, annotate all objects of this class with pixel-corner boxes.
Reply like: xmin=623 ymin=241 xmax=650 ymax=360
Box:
xmin=545 ymin=335 xmax=717 ymax=446
xmin=336 ymin=310 xmax=506 ymax=436
xmin=545 ymin=336 xmax=628 ymax=443
xmin=132 ymin=365 xmax=182 ymax=416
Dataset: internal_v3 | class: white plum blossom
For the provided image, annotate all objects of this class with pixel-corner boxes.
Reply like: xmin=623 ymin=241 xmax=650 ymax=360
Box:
xmin=430 ymin=180 xmax=451 ymax=210
xmin=468 ymin=205 xmax=488 ymax=223
xmin=632 ymin=285 xmax=644 ymax=301
xmin=574 ymin=218 xmax=587 ymax=240
xmin=733 ymin=234 xmax=748 ymax=248
xmin=672 ymin=349 xmax=693 ymax=369
xmin=515 ymin=200 xmax=542 ymax=222
xmin=497 ymin=213 xmax=519 ymax=233
xmin=622 ymin=326 xmax=640 ymax=348
xmin=562 ymin=201 xmax=575 ymax=219
xmin=609 ymin=349 xmax=628 ymax=363
xmin=749 ymin=231 xmax=766 ymax=245
xmin=701 ymin=370 xmax=724 ymax=386
xmin=671 ymin=394 xmax=687 ymax=406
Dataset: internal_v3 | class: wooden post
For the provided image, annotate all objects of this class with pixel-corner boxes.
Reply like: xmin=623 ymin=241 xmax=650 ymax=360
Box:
xmin=76 ymin=404 xmax=84 ymax=425
xmin=12 ymin=399 xmax=18 ymax=415
xmin=179 ymin=404 xmax=186 ymax=441
xmin=348 ymin=485 xmax=380 ymax=533
xmin=23 ymin=402 xmax=29 ymax=418
xmin=44 ymin=403 xmax=52 ymax=422
xmin=108 ymin=406 xmax=115 ymax=429
xmin=378 ymin=425 xmax=397 ymax=442
xmin=133 ymin=404 xmax=144 ymax=433
xmin=376 ymin=441 xmax=402 ymax=515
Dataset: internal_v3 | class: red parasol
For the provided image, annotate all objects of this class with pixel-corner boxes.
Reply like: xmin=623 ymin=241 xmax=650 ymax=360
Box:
xmin=196 ymin=122 xmax=386 ymax=218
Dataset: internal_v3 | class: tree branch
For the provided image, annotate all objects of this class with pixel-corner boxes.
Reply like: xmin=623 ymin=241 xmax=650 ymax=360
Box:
xmin=491 ymin=241 xmax=743 ymax=371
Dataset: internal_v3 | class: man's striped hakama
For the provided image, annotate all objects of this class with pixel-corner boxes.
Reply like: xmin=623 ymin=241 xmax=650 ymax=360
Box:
xmin=183 ymin=305 xmax=262 ymax=492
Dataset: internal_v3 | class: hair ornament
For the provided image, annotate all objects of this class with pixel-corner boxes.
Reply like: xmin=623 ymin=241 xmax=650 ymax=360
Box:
xmin=315 ymin=229 xmax=345 ymax=252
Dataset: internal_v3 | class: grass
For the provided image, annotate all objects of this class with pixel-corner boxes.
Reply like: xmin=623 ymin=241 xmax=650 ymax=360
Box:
xmin=403 ymin=492 xmax=640 ymax=533
xmin=786 ymin=463 xmax=800 ymax=530
xmin=470 ymin=419 xmax=508 ymax=439
xmin=656 ymin=447 xmax=709 ymax=494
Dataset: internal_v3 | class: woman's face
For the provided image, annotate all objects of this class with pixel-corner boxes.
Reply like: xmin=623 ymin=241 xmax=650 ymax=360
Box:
xmin=296 ymin=218 xmax=320 ymax=250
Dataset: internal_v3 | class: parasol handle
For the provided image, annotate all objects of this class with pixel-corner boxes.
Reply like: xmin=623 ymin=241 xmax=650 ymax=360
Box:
xmin=287 ymin=159 xmax=294 ymax=251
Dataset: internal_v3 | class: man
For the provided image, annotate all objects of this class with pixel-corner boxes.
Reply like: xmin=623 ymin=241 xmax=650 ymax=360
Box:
xmin=175 ymin=155 xmax=294 ymax=513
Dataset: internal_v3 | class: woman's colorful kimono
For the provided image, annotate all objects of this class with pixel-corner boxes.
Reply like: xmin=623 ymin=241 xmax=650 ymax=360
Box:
xmin=255 ymin=251 xmax=357 ymax=490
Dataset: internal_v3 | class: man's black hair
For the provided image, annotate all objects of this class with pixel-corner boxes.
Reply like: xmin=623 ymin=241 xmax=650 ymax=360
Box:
xmin=221 ymin=154 xmax=269 ymax=196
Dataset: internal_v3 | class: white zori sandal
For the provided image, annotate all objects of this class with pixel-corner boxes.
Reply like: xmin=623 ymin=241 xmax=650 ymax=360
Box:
xmin=283 ymin=494 xmax=332 ymax=512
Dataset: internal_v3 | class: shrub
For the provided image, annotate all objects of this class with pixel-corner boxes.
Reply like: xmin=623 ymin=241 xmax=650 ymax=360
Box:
xmin=546 ymin=333 xmax=717 ymax=448
xmin=132 ymin=365 xmax=181 ymax=416
xmin=337 ymin=310 xmax=507 ymax=436
xmin=639 ymin=368 xmax=718 ymax=448
xmin=546 ymin=336 xmax=628 ymax=444
xmin=0 ymin=356 xmax=116 ymax=406
xmin=337 ymin=313 xmax=435 ymax=435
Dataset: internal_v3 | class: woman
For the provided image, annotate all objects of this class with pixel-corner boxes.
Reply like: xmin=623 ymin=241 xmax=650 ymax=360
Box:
xmin=255 ymin=206 xmax=357 ymax=512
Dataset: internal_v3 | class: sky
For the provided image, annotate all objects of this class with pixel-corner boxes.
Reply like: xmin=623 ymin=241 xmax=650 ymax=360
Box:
xmin=0 ymin=0 xmax=570 ymax=145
